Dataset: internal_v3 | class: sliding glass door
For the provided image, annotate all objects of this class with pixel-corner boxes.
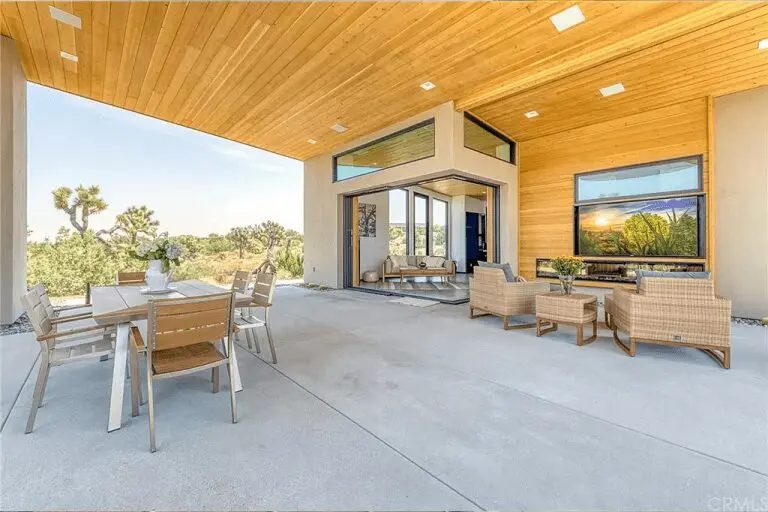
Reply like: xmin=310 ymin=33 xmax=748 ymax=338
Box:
xmin=432 ymin=198 xmax=448 ymax=257
xmin=414 ymin=193 xmax=429 ymax=256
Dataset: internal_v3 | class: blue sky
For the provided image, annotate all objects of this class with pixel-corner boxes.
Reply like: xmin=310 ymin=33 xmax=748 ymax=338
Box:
xmin=27 ymin=84 xmax=303 ymax=241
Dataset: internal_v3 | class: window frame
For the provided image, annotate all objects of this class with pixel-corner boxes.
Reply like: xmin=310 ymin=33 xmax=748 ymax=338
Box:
xmin=387 ymin=188 xmax=410 ymax=256
xmin=573 ymin=155 xmax=704 ymax=206
xmin=332 ymin=118 xmax=436 ymax=182
xmin=463 ymin=112 xmax=516 ymax=165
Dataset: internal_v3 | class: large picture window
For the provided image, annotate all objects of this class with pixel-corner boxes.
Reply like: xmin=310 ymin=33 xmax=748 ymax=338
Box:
xmin=333 ymin=119 xmax=435 ymax=181
xmin=464 ymin=113 xmax=515 ymax=164
xmin=574 ymin=156 xmax=705 ymax=258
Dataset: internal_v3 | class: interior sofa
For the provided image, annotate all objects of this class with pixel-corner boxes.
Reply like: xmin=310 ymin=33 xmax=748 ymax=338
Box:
xmin=608 ymin=276 xmax=731 ymax=368
xmin=469 ymin=266 xmax=550 ymax=329
xmin=381 ymin=255 xmax=456 ymax=283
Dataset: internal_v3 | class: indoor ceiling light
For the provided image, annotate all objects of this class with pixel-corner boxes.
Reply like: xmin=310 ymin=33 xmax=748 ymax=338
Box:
xmin=550 ymin=5 xmax=585 ymax=32
xmin=600 ymin=83 xmax=625 ymax=97
xmin=759 ymin=39 xmax=768 ymax=51
xmin=307 ymin=139 xmax=317 ymax=144
xmin=420 ymin=81 xmax=436 ymax=91
xmin=60 ymin=51 xmax=78 ymax=63
xmin=524 ymin=110 xmax=539 ymax=119
xmin=49 ymin=6 xmax=81 ymax=29
xmin=331 ymin=123 xmax=348 ymax=133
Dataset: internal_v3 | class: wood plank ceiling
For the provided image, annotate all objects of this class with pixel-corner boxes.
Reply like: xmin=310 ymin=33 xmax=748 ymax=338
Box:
xmin=0 ymin=2 xmax=765 ymax=160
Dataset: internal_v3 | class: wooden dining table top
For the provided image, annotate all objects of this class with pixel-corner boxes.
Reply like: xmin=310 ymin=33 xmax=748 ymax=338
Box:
xmin=90 ymin=279 xmax=252 ymax=325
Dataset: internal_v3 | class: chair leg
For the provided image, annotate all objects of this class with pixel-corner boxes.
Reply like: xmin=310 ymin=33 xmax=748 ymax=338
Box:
xmin=227 ymin=361 xmax=237 ymax=424
xmin=147 ymin=370 xmax=156 ymax=453
xmin=251 ymin=328 xmax=261 ymax=354
xmin=243 ymin=328 xmax=253 ymax=350
xmin=212 ymin=367 xmax=220 ymax=393
xmin=26 ymin=350 xmax=50 ymax=434
xmin=265 ymin=309 xmax=277 ymax=364
xmin=129 ymin=345 xmax=140 ymax=417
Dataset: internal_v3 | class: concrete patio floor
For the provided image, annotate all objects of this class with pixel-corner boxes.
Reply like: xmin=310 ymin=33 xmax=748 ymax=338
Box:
xmin=1 ymin=286 xmax=767 ymax=510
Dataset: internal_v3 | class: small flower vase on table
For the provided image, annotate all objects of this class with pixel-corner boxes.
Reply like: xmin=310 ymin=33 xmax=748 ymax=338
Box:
xmin=549 ymin=256 xmax=584 ymax=296
xmin=132 ymin=234 xmax=184 ymax=292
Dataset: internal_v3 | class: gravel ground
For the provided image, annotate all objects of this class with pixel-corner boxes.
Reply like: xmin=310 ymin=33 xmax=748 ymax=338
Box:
xmin=0 ymin=313 xmax=33 ymax=336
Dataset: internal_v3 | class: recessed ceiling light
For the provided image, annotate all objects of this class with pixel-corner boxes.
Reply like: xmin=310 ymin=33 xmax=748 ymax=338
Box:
xmin=331 ymin=123 xmax=348 ymax=133
xmin=420 ymin=81 xmax=436 ymax=91
xmin=524 ymin=110 xmax=539 ymax=119
xmin=550 ymin=5 xmax=585 ymax=32
xmin=60 ymin=51 xmax=78 ymax=63
xmin=49 ymin=6 xmax=81 ymax=29
xmin=307 ymin=139 xmax=317 ymax=144
xmin=759 ymin=39 xmax=768 ymax=51
xmin=600 ymin=83 xmax=625 ymax=97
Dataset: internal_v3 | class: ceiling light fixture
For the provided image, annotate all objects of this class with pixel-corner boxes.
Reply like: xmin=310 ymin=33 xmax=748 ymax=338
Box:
xmin=524 ymin=110 xmax=539 ymax=119
xmin=550 ymin=5 xmax=585 ymax=32
xmin=759 ymin=39 xmax=768 ymax=51
xmin=307 ymin=139 xmax=317 ymax=144
xmin=420 ymin=81 xmax=436 ymax=91
xmin=600 ymin=83 xmax=625 ymax=97
xmin=331 ymin=123 xmax=348 ymax=133
xmin=49 ymin=6 xmax=81 ymax=29
xmin=60 ymin=51 xmax=78 ymax=63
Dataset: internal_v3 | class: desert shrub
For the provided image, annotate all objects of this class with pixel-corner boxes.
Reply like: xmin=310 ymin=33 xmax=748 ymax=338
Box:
xmin=27 ymin=230 xmax=124 ymax=296
xmin=276 ymin=250 xmax=304 ymax=278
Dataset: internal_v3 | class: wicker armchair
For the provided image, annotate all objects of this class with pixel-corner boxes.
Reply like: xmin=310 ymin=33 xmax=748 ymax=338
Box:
xmin=469 ymin=267 xmax=550 ymax=329
xmin=611 ymin=277 xmax=731 ymax=368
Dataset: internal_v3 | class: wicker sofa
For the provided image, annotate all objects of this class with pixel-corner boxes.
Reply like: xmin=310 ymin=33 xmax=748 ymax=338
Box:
xmin=469 ymin=266 xmax=550 ymax=329
xmin=381 ymin=255 xmax=456 ymax=283
xmin=608 ymin=277 xmax=731 ymax=368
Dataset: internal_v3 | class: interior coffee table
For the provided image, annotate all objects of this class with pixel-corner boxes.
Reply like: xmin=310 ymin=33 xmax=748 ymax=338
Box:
xmin=535 ymin=291 xmax=598 ymax=346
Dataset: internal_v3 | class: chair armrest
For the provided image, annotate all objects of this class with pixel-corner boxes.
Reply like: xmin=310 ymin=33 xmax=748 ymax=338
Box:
xmin=54 ymin=303 xmax=92 ymax=312
xmin=50 ymin=312 xmax=93 ymax=324
xmin=38 ymin=323 xmax=114 ymax=341
xmin=444 ymin=260 xmax=456 ymax=273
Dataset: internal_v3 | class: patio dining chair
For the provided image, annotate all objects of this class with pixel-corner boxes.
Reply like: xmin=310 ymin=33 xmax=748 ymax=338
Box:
xmin=32 ymin=283 xmax=92 ymax=321
xmin=233 ymin=272 xmax=278 ymax=363
xmin=143 ymin=291 xmax=238 ymax=452
xmin=117 ymin=271 xmax=146 ymax=285
xmin=19 ymin=288 xmax=117 ymax=434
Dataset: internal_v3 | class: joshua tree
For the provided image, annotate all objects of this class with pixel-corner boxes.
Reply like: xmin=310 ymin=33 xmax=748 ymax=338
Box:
xmin=227 ymin=226 xmax=255 ymax=259
xmin=284 ymin=229 xmax=302 ymax=253
xmin=254 ymin=220 xmax=285 ymax=274
xmin=52 ymin=185 xmax=108 ymax=236
xmin=112 ymin=206 xmax=160 ymax=246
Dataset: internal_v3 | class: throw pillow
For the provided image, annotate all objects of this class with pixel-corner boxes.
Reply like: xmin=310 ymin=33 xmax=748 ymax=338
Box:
xmin=391 ymin=255 xmax=408 ymax=270
xmin=478 ymin=261 xmax=517 ymax=282
xmin=635 ymin=269 xmax=711 ymax=293
xmin=424 ymin=256 xmax=445 ymax=268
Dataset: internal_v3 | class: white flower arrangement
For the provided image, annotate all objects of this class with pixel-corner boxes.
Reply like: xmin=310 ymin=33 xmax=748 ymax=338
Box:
xmin=132 ymin=233 xmax=184 ymax=272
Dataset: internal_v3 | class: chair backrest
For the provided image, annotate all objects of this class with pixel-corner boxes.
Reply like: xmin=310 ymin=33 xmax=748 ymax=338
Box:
xmin=639 ymin=277 xmax=715 ymax=300
xmin=231 ymin=270 xmax=251 ymax=293
xmin=147 ymin=292 xmax=235 ymax=351
xmin=251 ymin=272 xmax=277 ymax=305
xmin=19 ymin=288 xmax=52 ymax=339
xmin=117 ymin=271 xmax=146 ymax=285
xmin=470 ymin=266 xmax=507 ymax=289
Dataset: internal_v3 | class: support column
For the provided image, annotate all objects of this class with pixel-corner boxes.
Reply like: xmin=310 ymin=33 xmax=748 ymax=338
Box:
xmin=0 ymin=36 xmax=27 ymax=324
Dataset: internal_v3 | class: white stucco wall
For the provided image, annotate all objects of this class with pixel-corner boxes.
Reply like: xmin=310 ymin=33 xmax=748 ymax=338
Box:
xmin=358 ymin=191 xmax=389 ymax=277
xmin=0 ymin=36 xmax=27 ymax=324
xmin=303 ymin=101 xmax=518 ymax=288
xmin=714 ymin=87 xmax=768 ymax=319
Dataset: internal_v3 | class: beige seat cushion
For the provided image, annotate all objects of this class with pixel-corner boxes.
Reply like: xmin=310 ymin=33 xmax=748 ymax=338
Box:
xmin=391 ymin=255 xmax=408 ymax=270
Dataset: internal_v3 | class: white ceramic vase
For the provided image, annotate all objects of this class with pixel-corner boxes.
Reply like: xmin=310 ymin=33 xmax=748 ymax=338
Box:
xmin=145 ymin=259 xmax=170 ymax=291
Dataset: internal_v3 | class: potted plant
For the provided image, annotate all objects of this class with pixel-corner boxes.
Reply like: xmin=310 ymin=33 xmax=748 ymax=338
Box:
xmin=550 ymin=256 xmax=584 ymax=295
xmin=133 ymin=234 xmax=184 ymax=290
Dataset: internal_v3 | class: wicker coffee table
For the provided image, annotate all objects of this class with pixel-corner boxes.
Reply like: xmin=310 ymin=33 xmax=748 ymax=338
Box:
xmin=535 ymin=292 xmax=598 ymax=346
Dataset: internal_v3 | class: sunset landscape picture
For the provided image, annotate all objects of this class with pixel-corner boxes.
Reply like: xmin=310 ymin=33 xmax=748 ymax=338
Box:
xmin=577 ymin=196 xmax=700 ymax=257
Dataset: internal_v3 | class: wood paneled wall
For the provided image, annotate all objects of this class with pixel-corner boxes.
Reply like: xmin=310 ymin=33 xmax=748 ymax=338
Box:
xmin=517 ymin=98 xmax=710 ymax=281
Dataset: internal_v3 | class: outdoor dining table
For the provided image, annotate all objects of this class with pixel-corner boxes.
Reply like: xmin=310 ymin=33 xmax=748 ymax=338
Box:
xmin=90 ymin=279 xmax=251 ymax=432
